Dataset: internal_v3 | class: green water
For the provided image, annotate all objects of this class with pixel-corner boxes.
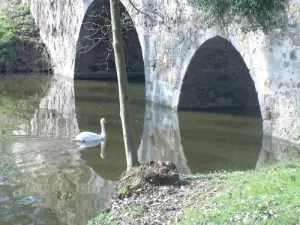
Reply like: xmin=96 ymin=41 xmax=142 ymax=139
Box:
xmin=0 ymin=73 xmax=264 ymax=225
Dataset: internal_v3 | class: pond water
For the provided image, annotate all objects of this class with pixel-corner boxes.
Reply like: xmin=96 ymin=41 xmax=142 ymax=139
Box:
xmin=1 ymin=73 xmax=295 ymax=225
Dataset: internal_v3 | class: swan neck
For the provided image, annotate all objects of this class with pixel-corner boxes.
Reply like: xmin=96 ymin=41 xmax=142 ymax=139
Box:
xmin=100 ymin=121 xmax=106 ymax=136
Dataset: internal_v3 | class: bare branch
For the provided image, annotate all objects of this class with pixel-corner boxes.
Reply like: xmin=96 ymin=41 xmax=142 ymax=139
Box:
xmin=127 ymin=0 xmax=155 ymax=21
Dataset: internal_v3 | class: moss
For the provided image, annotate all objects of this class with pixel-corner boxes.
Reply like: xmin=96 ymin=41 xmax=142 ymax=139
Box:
xmin=190 ymin=0 xmax=285 ymax=32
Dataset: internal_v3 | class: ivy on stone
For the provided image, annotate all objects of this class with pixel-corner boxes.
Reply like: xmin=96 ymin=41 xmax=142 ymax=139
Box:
xmin=190 ymin=0 xmax=285 ymax=32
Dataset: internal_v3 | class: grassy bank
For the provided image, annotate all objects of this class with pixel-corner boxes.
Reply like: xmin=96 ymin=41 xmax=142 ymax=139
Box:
xmin=89 ymin=162 xmax=300 ymax=224
xmin=179 ymin=162 xmax=300 ymax=224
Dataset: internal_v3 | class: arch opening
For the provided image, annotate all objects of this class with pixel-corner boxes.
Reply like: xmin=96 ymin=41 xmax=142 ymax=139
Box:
xmin=179 ymin=36 xmax=260 ymax=117
xmin=178 ymin=36 xmax=263 ymax=173
xmin=74 ymin=0 xmax=146 ymax=180
xmin=74 ymin=0 xmax=144 ymax=81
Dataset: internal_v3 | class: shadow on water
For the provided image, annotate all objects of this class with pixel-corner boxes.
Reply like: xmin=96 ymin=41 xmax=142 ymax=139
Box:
xmin=1 ymin=74 xmax=300 ymax=224
xmin=178 ymin=108 xmax=263 ymax=173
xmin=179 ymin=106 xmax=262 ymax=118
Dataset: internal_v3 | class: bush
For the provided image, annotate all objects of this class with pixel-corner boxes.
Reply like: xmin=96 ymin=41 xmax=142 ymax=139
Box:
xmin=0 ymin=1 xmax=41 ymax=62
xmin=190 ymin=0 xmax=285 ymax=32
xmin=9 ymin=3 xmax=38 ymax=37
xmin=0 ymin=10 xmax=17 ymax=61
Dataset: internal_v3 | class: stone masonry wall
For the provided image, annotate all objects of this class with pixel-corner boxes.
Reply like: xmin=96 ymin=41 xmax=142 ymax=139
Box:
xmin=129 ymin=0 xmax=300 ymax=143
xmin=30 ymin=0 xmax=300 ymax=144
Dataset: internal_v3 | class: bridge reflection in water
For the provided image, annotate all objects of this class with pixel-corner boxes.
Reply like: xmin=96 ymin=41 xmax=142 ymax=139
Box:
xmin=3 ymin=75 xmax=300 ymax=224
xmin=138 ymin=102 xmax=191 ymax=174
xmin=6 ymin=75 xmax=115 ymax=225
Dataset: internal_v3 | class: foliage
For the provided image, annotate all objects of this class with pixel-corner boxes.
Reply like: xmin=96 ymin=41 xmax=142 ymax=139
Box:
xmin=0 ymin=1 xmax=40 ymax=61
xmin=179 ymin=162 xmax=300 ymax=224
xmin=7 ymin=2 xmax=38 ymax=37
xmin=190 ymin=0 xmax=285 ymax=32
xmin=119 ymin=185 xmax=131 ymax=196
xmin=0 ymin=10 xmax=17 ymax=61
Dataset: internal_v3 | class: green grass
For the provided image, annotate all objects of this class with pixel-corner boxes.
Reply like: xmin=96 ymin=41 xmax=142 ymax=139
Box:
xmin=87 ymin=213 xmax=118 ymax=225
xmin=178 ymin=163 xmax=300 ymax=224
xmin=87 ymin=205 xmax=146 ymax=225
xmin=119 ymin=185 xmax=131 ymax=197
xmin=87 ymin=162 xmax=300 ymax=225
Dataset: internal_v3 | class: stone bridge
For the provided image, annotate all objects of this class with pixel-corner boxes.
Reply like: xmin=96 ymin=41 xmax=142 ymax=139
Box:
xmin=29 ymin=0 xmax=300 ymax=143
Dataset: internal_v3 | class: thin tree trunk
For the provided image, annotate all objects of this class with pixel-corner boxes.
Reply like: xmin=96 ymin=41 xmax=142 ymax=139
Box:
xmin=109 ymin=0 xmax=139 ymax=170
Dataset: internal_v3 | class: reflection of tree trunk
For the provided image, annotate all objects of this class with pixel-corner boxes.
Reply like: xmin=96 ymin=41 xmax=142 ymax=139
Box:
xmin=110 ymin=0 xmax=139 ymax=170
xmin=256 ymin=136 xmax=300 ymax=170
xmin=138 ymin=102 xmax=191 ymax=174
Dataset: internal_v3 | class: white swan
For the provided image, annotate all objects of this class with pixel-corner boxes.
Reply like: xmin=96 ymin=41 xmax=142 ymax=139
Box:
xmin=72 ymin=118 xmax=107 ymax=142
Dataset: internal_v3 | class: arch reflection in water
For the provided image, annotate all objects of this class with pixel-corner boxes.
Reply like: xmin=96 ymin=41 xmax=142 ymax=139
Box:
xmin=256 ymin=136 xmax=300 ymax=170
xmin=138 ymin=102 xmax=191 ymax=174
xmin=5 ymin=75 xmax=114 ymax=225
xmin=13 ymin=75 xmax=79 ymax=138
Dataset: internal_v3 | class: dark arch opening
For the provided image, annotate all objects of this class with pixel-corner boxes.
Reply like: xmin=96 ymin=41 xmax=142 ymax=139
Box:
xmin=179 ymin=36 xmax=260 ymax=117
xmin=74 ymin=0 xmax=144 ymax=82
xmin=74 ymin=0 xmax=145 ymax=180
xmin=178 ymin=36 xmax=263 ymax=173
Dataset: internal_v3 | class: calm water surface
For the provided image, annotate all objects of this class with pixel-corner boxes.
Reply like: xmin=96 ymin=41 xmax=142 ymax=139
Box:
xmin=0 ymin=73 xmax=285 ymax=225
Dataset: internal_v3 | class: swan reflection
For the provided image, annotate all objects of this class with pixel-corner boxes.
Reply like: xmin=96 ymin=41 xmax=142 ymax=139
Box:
xmin=76 ymin=139 xmax=107 ymax=158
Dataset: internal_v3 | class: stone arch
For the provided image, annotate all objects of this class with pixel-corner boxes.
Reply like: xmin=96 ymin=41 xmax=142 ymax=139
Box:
xmin=178 ymin=35 xmax=261 ymax=114
xmin=30 ymin=0 xmax=146 ymax=79
xmin=75 ymin=0 xmax=144 ymax=78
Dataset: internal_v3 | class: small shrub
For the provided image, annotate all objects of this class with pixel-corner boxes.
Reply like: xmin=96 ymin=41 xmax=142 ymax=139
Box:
xmin=11 ymin=3 xmax=38 ymax=37
xmin=119 ymin=185 xmax=131 ymax=197
xmin=190 ymin=0 xmax=285 ymax=32
xmin=0 ymin=10 xmax=17 ymax=60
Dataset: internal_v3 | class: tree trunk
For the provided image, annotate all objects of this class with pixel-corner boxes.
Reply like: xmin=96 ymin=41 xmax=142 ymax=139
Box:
xmin=109 ymin=0 xmax=139 ymax=170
